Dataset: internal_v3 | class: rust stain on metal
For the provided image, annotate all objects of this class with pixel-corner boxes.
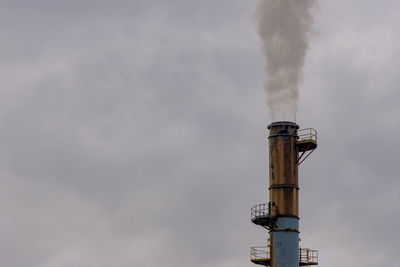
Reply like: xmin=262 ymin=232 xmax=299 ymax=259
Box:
xmin=268 ymin=122 xmax=299 ymax=218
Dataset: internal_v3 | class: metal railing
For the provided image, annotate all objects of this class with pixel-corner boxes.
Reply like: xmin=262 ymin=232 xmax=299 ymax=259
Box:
xmin=250 ymin=246 xmax=318 ymax=265
xmin=250 ymin=246 xmax=270 ymax=261
xmin=299 ymin=248 xmax=318 ymax=265
xmin=298 ymin=128 xmax=317 ymax=143
xmin=251 ymin=202 xmax=277 ymax=221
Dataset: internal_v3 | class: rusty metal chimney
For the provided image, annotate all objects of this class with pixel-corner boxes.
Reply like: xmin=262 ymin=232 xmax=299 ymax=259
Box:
xmin=250 ymin=121 xmax=318 ymax=267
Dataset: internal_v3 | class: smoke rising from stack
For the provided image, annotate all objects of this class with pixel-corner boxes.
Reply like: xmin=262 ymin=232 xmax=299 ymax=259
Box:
xmin=256 ymin=0 xmax=316 ymax=119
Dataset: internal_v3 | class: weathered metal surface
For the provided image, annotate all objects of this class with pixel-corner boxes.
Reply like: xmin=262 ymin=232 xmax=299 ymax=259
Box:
xmin=268 ymin=122 xmax=300 ymax=267
xmin=271 ymin=217 xmax=299 ymax=267
xmin=268 ymin=122 xmax=299 ymax=218
xmin=271 ymin=231 xmax=299 ymax=267
xmin=269 ymin=188 xmax=298 ymax=217
xmin=275 ymin=216 xmax=299 ymax=231
xmin=250 ymin=121 xmax=319 ymax=267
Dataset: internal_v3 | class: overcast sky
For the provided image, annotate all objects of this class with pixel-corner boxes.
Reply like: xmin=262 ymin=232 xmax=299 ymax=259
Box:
xmin=1 ymin=1 xmax=400 ymax=267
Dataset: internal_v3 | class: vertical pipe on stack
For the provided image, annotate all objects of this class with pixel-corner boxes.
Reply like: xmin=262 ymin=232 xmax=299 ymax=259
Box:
xmin=268 ymin=122 xmax=299 ymax=267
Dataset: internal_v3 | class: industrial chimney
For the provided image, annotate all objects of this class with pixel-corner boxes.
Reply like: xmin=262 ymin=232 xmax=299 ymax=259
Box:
xmin=250 ymin=121 xmax=318 ymax=267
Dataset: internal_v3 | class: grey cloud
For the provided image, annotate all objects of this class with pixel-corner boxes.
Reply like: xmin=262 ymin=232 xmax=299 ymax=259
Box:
xmin=0 ymin=0 xmax=399 ymax=267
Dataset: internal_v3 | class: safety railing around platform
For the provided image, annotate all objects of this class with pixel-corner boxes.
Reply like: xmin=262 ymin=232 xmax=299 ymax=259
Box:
xmin=298 ymin=128 xmax=317 ymax=143
xmin=250 ymin=246 xmax=318 ymax=265
xmin=251 ymin=202 xmax=277 ymax=221
xmin=250 ymin=246 xmax=270 ymax=261
xmin=299 ymin=248 xmax=318 ymax=265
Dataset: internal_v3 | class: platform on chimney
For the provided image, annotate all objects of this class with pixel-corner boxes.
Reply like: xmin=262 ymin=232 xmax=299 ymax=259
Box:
xmin=250 ymin=247 xmax=318 ymax=266
xmin=251 ymin=203 xmax=277 ymax=229
xmin=297 ymin=128 xmax=318 ymax=152
xmin=250 ymin=247 xmax=271 ymax=266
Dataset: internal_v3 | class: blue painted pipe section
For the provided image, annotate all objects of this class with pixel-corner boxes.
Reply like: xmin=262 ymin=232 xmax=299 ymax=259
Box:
xmin=275 ymin=217 xmax=299 ymax=229
xmin=271 ymin=217 xmax=299 ymax=267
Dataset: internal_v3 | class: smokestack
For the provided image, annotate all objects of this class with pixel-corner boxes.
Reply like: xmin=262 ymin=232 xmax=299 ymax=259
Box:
xmin=268 ymin=121 xmax=300 ymax=267
xmin=251 ymin=1 xmax=318 ymax=265
xmin=250 ymin=121 xmax=318 ymax=267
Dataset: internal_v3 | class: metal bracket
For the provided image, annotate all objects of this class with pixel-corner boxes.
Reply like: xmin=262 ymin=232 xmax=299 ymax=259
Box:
xmin=297 ymin=143 xmax=316 ymax=166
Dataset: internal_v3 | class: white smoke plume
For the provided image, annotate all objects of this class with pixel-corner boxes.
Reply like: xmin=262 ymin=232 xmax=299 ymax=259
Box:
xmin=256 ymin=0 xmax=316 ymax=120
